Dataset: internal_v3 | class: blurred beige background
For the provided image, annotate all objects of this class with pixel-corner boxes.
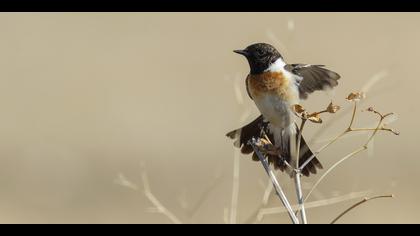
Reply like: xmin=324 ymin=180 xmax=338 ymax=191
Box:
xmin=0 ymin=13 xmax=417 ymax=224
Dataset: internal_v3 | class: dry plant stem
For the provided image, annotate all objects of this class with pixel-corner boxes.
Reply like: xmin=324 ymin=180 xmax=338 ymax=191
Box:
xmin=229 ymin=149 xmax=240 ymax=224
xmin=186 ymin=173 xmax=224 ymax=218
xmin=330 ymin=195 xmax=394 ymax=224
xmin=351 ymin=127 xmax=394 ymax=133
xmin=299 ymin=131 xmax=346 ymax=170
xmin=141 ymin=170 xmax=182 ymax=224
xmin=349 ymin=101 xmax=358 ymax=127
xmin=304 ymin=147 xmax=366 ymax=203
xmin=299 ymin=102 xmax=358 ymax=171
xmin=250 ymin=139 xmax=300 ymax=224
xmin=257 ymin=190 xmax=371 ymax=221
xmin=294 ymin=175 xmax=306 ymax=224
xmin=310 ymin=70 xmax=388 ymax=144
xmin=243 ymin=179 xmax=274 ymax=224
xmin=309 ymin=87 xmax=375 ymax=143
xmin=304 ymin=109 xmax=385 ymax=202
xmin=294 ymin=119 xmax=307 ymax=224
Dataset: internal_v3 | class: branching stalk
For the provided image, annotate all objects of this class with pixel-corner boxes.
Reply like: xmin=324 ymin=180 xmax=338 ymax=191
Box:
xmin=140 ymin=168 xmax=182 ymax=224
xmin=249 ymin=139 xmax=300 ymax=224
xmin=304 ymin=147 xmax=366 ymax=202
xmin=229 ymin=149 xmax=240 ymax=224
xmin=330 ymin=195 xmax=394 ymax=224
xmin=304 ymin=105 xmax=392 ymax=202
xmin=294 ymin=119 xmax=307 ymax=224
xmin=231 ymin=91 xmax=398 ymax=224
xmin=300 ymin=102 xmax=358 ymax=171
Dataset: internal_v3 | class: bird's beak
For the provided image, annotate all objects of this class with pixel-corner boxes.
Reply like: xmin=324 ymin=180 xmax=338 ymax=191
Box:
xmin=233 ymin=49 xmax=249 ymax=57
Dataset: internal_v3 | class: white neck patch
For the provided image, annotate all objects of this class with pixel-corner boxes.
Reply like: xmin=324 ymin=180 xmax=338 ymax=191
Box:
xmin=264 ymin=58 xmax=302 ymax=85
xmin=265 ymin=58 xmax=286 ymax=72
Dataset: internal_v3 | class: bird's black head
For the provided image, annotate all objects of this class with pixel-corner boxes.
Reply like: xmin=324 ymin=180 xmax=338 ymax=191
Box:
xmin=234 ymin=43 xmax=283 ymax=75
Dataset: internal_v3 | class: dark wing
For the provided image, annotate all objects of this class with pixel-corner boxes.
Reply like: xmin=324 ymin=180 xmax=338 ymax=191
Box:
xmin=245 ymin=75 xmax=253 ymax=100
xmin=226 ymin=115 xmax=267 ymax=154
xmin=225 ymin=116 xmax=323 ymax=177
xmin=285 ymin=64 xmax=341 ymax=99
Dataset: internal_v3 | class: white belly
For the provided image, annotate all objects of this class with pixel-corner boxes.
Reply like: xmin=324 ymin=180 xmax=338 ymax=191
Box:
xmin=254 ymin=94 xmax=292 ymax=129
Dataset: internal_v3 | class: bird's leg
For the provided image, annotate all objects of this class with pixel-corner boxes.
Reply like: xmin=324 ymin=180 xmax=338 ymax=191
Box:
xmin=254 ymin=132 xmax=293 ymax=170
xmin=256 ymin=120 xmax=294 ymax=170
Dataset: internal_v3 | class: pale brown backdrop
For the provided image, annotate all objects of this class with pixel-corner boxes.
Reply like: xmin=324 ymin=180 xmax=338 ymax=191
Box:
xmin=0 ymin=13 xmax=417 ymax=223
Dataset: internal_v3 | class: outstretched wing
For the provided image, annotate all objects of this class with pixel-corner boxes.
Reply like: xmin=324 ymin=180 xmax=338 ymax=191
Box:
xmin=285 ymin=64 xmax=341 ymax=99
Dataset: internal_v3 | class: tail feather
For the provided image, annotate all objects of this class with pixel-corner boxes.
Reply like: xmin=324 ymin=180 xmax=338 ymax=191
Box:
xmin=226 ymin=115 xmax=268 ymax=154
xmin=298 ymin=132 xmax=323 ymax=177
xmin=226 ymin=116 xmax=323 ymax=177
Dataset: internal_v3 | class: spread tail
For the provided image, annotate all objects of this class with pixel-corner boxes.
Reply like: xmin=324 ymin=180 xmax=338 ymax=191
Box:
xmin=296 ymin=133 xmax=323 ymax=177
xmin=226 ymin=116 xmax=323 ymax=177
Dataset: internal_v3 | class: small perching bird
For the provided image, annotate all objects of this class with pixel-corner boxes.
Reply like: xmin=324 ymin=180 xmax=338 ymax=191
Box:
xmin=226 ymin=43 xmax=340 ymax=177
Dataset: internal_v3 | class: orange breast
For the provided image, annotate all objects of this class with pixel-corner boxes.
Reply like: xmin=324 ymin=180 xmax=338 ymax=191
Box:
xmin=247 ymin=71 xmax=290 ymax=98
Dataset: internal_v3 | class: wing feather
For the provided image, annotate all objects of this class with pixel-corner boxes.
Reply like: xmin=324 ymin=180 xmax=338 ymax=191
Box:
xmin=285 ymin=64 xmax=340 ymax=99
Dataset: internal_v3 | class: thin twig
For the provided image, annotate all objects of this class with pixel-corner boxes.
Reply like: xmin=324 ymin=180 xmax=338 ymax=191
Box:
xmin=294 ymin=174 xmax=306 ymax=224
xmin=249 ymin=139 xmax=300 ymax=224
xmin=313 ymin=112 xmax=400 ymax=143
xmin=262 ymin=179 xmax=274 ymax=205
xmin=294 ymin=119 xmax=307 ymax=224
xmin=330 ymin=195 xmax=394 ymax=224
xmin=300 ymin=101 xmax=358 ymax=171
xmin=223 ymin=208 xmax=229 ymax=224
xmin=227 ymin=77 xmax=256 ymax=224
xmin=257 ymin=190 xmax=371 ymax=221
xmin=229 ymin=148 xmax=240 ymax=224
xmin=299 ymin=131 xmax=347 ymax=170
xmin=114 ymin=173 xmax=139 ymax=191
xmin=304 ymin=108 xmax=390 ymax=202
xmin=140 ymin=166 xmax=182 ymax=224
xmin=299 ymin=101 xmax=357 ymax=171
xmin=309 ymin=71 xmax=388 ymax=144
xmin=304 ymin=146 xmax=367 ymax=202
xmin=348 ymin=127 xmax=400 ymax=135
xmin=185 ymin=173 xmax=224 ymax=218
xmin=243 ymin=179 xmax=274 ymax=224
xmin=349 ymin=102 xmax=358 ymax=128
xmin=363 ymin=111 xmax=390 ymax=147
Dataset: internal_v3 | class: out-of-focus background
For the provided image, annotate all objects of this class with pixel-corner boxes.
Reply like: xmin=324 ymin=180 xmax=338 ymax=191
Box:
xmin=0 ymin=13 xmax=416 ymax=224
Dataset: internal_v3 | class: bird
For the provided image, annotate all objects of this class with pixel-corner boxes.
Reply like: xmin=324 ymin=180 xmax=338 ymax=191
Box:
xmin=226 ymin=43 xmax=340 ymax=177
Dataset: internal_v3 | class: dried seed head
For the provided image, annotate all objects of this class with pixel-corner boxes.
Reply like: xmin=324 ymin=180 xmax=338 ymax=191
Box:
xmin=346 ymin=92 xmax=366 ymax=101
xmin=292 ymin=104 xmax=306 ymax=114
xmin=308 ymin=113 xmax=323 ymax=124
xmin=390 ymin=129 xmax=400 ymax=136
xmin=367 ymin=107 xmax=375 ymax=112
xmin=326 ymin=102 xmax=341 ymax=113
